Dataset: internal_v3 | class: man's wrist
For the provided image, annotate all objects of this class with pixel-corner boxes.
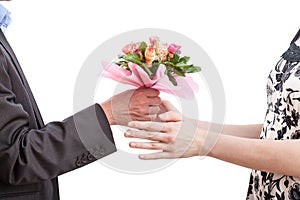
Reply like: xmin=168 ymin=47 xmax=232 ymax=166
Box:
xmin=99 ymin=102 xmax=115 ymax=125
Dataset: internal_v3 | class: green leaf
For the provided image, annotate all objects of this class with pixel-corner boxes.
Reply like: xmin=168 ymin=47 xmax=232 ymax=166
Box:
xmin=164 ymin=62 xmax=185 ymax=77
xmin=141 ymin=63 xmax=153 ymax=77
xmin=114 ymin=61 xmax=131 ymax=71
xmin=115 ymin=61 xmax=124 ymax=66
xmin=139 ymin=42 xmax=147 ymax=55
xmin=126 ymin=53 xmax=140 ymax=60
xmin=170 ymin=52 xmax=180 ymax=64
xmin=123 ymin=53 xmax=143 ymax=65
xmin=122 ymin=64 xmax=131 ymax=71
xmin=179 ymin=56 xmax=190 ymax=64
xmin=166 ymin=70 xmax=177 ymax=86
xmin=175 ymin=62 xmax=192 ymax=67
xmin=177 ymin=64 xmax=201 ymax=73
xmin=150 ymin=61 xmax=160 ymax=79
xmin=187 ymin=66 xmax=201 ymax=73
xmin=163 ymin=61 xmax=175 ymax=67
xmin=121 ymin=53 xmax=153 ymax=78
xmin=172 ymin=66 xmax=185 ymax=76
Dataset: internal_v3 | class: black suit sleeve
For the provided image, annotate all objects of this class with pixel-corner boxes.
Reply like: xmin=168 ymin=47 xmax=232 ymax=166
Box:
xmin=0 ymin=49 xmax=116 ymax=185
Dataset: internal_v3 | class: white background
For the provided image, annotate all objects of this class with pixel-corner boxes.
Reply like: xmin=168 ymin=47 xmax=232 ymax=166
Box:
xmin=2 ymin=0 xmax=300 ymax=199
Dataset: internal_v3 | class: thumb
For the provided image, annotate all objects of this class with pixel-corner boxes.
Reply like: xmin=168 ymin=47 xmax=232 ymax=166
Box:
xmin=159 ymin=111 xmax=182 ymax=122
xmin=161 ymin=100 xmax=179 ymax=112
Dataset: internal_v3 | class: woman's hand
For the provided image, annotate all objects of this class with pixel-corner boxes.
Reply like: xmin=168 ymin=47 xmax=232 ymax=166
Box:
xmin=125 ymin=101 xmax=211 ymax=159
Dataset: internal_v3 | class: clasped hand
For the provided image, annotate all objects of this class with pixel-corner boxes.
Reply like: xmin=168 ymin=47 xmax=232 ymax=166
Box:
xmin=125 ymin=101 xmax=212 ymax=159
xmin=102 ymin=89 xmax=214 ymax=159
xmin=101 ymin=88 xmax=163 ymax=126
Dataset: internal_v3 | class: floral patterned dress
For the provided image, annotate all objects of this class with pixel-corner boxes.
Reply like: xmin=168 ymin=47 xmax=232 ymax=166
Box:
xmin=247 ymin=30 xmax=300 ymax=200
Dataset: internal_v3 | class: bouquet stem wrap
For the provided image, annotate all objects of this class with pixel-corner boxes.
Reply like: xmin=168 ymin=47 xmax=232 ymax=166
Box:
xmin=102 ymin=62 xmax=198 ymax=99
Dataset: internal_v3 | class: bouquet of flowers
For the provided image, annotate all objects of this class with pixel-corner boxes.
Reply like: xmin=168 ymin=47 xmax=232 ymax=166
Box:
xmin=102 ymin=36 xmax=201 ymax=98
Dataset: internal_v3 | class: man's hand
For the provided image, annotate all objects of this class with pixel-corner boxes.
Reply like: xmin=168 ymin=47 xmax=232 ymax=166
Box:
xmin=100 ymin=88 xmax=163 ymax=126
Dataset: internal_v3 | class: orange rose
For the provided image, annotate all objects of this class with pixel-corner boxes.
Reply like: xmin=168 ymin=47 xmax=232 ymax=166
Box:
xmin=145 ymin=46 xmax=156 ymax=66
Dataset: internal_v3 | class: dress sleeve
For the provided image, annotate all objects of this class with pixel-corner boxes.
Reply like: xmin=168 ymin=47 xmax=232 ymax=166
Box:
xmin=0 ymin=48 xmax=116 ymax=185
xmin=290 ymin=29 xmax=300 ymax=45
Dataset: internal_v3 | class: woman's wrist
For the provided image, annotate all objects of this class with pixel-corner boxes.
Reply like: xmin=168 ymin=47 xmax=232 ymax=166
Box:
xmin=195 ymin=120 xmax=224 ymax=157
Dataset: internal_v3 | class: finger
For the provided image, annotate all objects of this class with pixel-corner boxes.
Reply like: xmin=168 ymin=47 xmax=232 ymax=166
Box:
xmin=128 ymin=121 xmax=169 ymax=132
xmin=138 ymin=114 xmax=159 ymax=122
xmin=129 ymin=142 xmax=167 ymax=150
xmin=159 ymin=111 xmax=182 ymax=122
xmin=149 ymin=114 xmax=158 ymax=122
xmin=137 ymin=88 xmax=160 ymax=97
xmin=131 ymin=113 xmax=157 ymax=122
xmin=139 ymin=152 xmax=173 ymax=160
xmin=158 ymin=104 xmax=167 ymax=114
xmin=125 ymin=129 xmax=169 ymax=142
xmin=149 ymin=105 xmax=160 ymax=115
xmin=161 ymin=100 xmax=179 ymax=112
xmin=146 ymin=97 xmax=161 ymax=106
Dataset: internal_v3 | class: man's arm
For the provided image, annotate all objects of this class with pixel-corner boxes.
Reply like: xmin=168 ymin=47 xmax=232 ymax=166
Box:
xmin=0 ymin=84 xmax=115 ymax=185
xmin=0 ymin=54 xmax=116 ymax=184
xmin=0 ymin=2 xmax=163 ymax=186
xmin=0 ymin=46 xmax=161 ymax=185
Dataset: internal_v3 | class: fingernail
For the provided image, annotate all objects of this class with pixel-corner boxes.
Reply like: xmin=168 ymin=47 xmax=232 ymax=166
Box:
xmin=159 ymin=113 xmax=167 ymax=119
xmin=125 ymin=132 xmax=131 ymax=137
xmin=130 ymin=143 xmax=136 ymax=147
xmin=128 ymin=122 xmax=134 ymax=127
xmin=139 ymin=155 xmax=145 ymax=159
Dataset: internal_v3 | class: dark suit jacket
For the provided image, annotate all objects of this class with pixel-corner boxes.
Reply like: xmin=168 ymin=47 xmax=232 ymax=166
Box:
xmin=0 ymin=30 xmax=117 ymax=199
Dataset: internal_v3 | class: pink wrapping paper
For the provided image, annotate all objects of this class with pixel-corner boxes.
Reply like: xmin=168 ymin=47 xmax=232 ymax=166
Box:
xmin=102 ymin=62 xmax=198 ymax=99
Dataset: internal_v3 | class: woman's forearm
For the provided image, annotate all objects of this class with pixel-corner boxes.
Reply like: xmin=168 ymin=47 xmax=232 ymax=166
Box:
xmin=209 ymin=134 xmax=300 ymax=178
xmin=221 ymin=124 xmax=263 ymax=138
xmin=200 ymin=121 xmax=262 ymax=139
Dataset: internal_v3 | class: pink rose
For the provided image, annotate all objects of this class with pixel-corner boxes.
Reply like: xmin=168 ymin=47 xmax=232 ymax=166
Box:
xmin=168 ymin=43 xmax=181 ymax=54
xmin=122 ymin=42 xmax=141 ymax=54
xmin=134 ymin=49 xmax=143 ymax=60
xmin=149 ymin=36 xmax=160 ymax=45
xmin=122 ymin=43 xmax=133 ymax=54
